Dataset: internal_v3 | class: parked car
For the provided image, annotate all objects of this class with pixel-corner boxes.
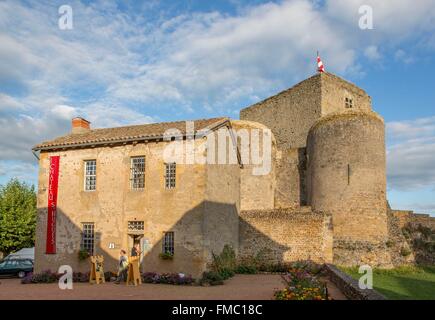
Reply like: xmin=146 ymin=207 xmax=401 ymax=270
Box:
xmin=3 ymin=247 xmax=34 ymax=261
xmin=0 ymin=258 xmax=33 ymax=278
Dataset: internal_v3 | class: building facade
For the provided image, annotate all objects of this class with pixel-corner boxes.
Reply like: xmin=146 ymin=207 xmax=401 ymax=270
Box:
xmin=33 ymin=72 xmax=432 ymax=277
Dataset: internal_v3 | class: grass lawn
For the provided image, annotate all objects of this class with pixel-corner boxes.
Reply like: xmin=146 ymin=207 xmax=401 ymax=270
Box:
xmin=340 ymin=265 xmax=435 ymax=300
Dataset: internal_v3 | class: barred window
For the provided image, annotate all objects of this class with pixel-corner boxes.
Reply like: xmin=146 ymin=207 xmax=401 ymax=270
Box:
xmin=345 ymin=97 xmax=353 ymax=108
xmin=81 ymin=223 xmax=94 ymax=255
xmin=84 ymin=160 xmax=96 ymax=191
xmin=128 ymin=221 xmax=144 ymax=232
xmin=162 ymin=232 xmax=174 ymax=255
xmin=130 ymin=157 xmax=145 ymax=190
xmin=164 ymin=163 xmax=176 ymax=189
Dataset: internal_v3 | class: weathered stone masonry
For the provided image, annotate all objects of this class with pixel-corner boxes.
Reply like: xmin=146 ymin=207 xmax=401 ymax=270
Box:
xmin=33 ymin=72 xmax=434 ymax=277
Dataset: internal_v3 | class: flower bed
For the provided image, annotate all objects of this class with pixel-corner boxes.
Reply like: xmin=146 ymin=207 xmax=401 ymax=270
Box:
xmin=274 ymin=261 xmax=329 ymax=300
xmin=141 ymin=272 xmax=194 ymax=285
xmin=21 ymin=270 xmax=114 ymax=284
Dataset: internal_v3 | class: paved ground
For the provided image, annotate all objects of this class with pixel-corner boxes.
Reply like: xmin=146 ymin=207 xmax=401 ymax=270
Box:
xmin=0 ymin=274 xmax=286 ymax=300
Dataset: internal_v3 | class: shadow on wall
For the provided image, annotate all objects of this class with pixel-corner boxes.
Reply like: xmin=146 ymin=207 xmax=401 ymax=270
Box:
xmin=34 ymin=208 xmax=118 ymax=275
xmin=297 ymin=148 xmax=307 ymax=206
xmin=35 ymin=202 xmax=291 ymax=278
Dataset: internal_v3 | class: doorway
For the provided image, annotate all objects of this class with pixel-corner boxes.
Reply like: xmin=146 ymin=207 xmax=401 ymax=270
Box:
xmin=128 ymin=234 xmax=144 ymax=270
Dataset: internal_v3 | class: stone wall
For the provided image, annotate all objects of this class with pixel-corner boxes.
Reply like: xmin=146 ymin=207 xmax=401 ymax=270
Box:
xmin=323 ymin=264 xmax=386 ymax=300
xmin=239 ymin=208 xmax=333 ymax=263
xmin=321 ymin=73 xmax=372 ymax=115
xmin=391 ymin=210 xmax=435 ymax=230
xmin=232 ymin=120 xmax=276 ymax=211
xmin=240 ymin=74 xmax=322 ymax=149
xmin=307 ymin=111 xmax=388 ymax=243
xmin=34 ymin=130 xmax=240 ymax=278
xmin=274 ymin=148 xmax=306 ymax=208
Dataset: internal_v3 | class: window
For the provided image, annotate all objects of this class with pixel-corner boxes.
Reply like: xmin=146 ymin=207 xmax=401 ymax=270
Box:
xmin=345 ymin=97 xmax=353 ymax=108
xmin=128 ymin=221 xmax=144 ymax=232
xmin=81 ymin=223 xmax=95 ymax=255
xmin=84 ymin=160 xmax=96 ymax=191
xmin=164 ymin=162 xmax=176 ymax=189
xmin=130 ymin=157 xmax=145 ymax=190
xmin=162 ymin=231 xmax=174 ymax=255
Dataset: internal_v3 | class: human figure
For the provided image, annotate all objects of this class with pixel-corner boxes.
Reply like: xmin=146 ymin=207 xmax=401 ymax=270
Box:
xmin=131 ymin=242 xmax=141 ymax=257
xmin=114 ymin=250 xmax=128 ymax=284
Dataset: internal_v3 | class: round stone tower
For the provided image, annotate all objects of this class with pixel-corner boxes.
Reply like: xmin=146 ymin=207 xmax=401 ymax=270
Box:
xmin=306 ymin=110 xmax=390 ymax=266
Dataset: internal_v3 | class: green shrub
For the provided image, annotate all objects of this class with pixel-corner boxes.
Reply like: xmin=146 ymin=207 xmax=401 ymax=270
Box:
xmin=401 ymin=247 xmax=412 ymax=257
xmin=211 ymin=245 xmax=236 ymax=280
xmin=235 ymin=264 xmax=257 ymax=274
xmin=159 ymin=252 xmax=174 ymax=260
xmin=386 ymin=240 xmax=394 ymax=248
xmin=78 ymin=249 xmax=90 ymax=261
xmin=200 ymin=271 xmax=224 ymax=286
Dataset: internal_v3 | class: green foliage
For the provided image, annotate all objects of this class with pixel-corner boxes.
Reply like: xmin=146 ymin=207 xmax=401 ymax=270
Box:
xmin=211 ymin=245 xmax=236 ymax=280
xmin=0 ymin=179 xmax=37 ymax=255
xmin=78 ymin=249 xmax=90 ymax=261
xmin=200 ymin=271 xmax=224 ymax=286
xmin=340 ymin=265 xmax=435 ymax=300
xmin=159 ymin=252 xmax=174 ymax=260
xmin=235 ymin=264 xmax=257 ymax=274
xmin=401 ymin=247 xmax=412 ymax=257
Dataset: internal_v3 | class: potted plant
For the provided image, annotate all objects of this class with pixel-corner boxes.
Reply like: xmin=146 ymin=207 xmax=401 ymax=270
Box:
xmin=159 ymin=251 xmax=174 ymax=260
xmin=78 ymin=249 xmax=90 ymax=261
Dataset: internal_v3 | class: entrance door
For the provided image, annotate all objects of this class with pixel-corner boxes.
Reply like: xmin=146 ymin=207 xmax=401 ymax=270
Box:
xmin=128 ymin=234 xmax=144 ymax=270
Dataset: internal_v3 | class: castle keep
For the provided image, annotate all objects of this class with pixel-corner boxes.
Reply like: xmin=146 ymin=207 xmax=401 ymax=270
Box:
xmin=33 ymin=72 xmax=432 ymax=277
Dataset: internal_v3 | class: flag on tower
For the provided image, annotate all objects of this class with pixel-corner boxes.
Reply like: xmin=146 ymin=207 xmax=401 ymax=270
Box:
xmin=317 ymin=52 xmax=325 ymax=73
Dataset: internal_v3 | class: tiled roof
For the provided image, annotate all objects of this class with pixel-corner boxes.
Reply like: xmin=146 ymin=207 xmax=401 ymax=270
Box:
xmin=33 ymin=117 xmax=229 ymax=151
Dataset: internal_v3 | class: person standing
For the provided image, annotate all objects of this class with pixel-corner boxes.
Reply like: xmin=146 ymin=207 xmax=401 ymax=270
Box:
xmin=115 ymin=250 xmax=129 ymax=284
xmin=131 ymin=243 xmax=141 ymax=257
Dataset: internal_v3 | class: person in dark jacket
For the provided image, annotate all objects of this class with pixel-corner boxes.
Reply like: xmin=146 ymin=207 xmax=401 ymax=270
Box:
xmin=131 ymin=243 xmax=141 ymax=257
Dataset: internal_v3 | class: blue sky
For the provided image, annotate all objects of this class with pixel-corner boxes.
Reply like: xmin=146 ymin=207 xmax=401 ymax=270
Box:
xmin=0 ymin=0 xmax=434 ymax=215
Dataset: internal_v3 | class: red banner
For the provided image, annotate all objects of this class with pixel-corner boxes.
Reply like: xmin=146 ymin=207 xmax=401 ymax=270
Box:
xmin=46 ymin=156 xmax=60 ymax=254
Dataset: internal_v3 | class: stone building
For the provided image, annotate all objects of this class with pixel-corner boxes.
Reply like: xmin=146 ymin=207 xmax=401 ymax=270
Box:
xmin=33 ymin=72 xmax=434 ymax=277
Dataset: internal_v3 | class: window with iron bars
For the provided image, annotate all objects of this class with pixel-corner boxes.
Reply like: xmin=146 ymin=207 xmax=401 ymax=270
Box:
xmin=162 ymin=231 xmax=174 ymax=255
xmin=84 ymin=160 xmax=96 ymax=191
xmin=81 ymin=223 xmax=95 ymax=255
xmin=345 ymin=97 xmax=353 ymax=108
xmin=164 ymin=163 xmax=176 ymax=189
xmin=128 ymin=221 xmax=144 ymax=232
xmin=130 ymin=157 xmax=145 ymax=190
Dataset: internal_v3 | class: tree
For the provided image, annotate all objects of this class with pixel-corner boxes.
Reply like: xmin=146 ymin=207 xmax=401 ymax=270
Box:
xmin=0 ymin=178 xmax=37 ymax=255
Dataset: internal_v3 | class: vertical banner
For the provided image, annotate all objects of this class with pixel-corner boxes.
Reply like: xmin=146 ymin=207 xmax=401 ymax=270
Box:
xmin=46 ymin=156 xmax=60 ymax=254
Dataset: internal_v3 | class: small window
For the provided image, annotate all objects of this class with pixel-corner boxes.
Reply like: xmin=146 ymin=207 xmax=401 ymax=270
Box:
xmin=81 ymin=223 xmax=95 ymax=255
xmin=130 ymin=156 xmax=145 ymax=190
xmin=84 ymin=160 xmax=96 ymax=191
xmin=162 ymin=231 xmax=174 ymax=255
xmin=164 ymin=162 xmax=176 ymax=189
xmin=345 ymin=97 xmax=353 ymax=108
xmin=128 ymin=221 xmax=144 ymax=232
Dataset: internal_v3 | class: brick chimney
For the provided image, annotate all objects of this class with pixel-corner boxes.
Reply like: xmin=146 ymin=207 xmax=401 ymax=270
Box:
xmin=72 ymin=117 xmax=91 ymax=134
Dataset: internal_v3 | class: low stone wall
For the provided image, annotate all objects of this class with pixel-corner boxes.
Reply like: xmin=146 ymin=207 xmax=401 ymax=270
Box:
xmin=239 ymin=208 xmax=333 ymax=264
xmin=323 ymin=264 xmax=386 ymax=300
xmin=392 ymin=210 xmax=435 ymax=230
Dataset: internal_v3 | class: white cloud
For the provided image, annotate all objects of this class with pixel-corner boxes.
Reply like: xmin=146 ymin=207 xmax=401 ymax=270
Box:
xmin=387 ymin=117 xmax=435 ymax=191
xmin=394 ymin=49 xmax=415 ymax=64
xmin=0 ymin=0 xmax=434 ymax=181
xmin=364 ymin=45 xmax=381 ymax=61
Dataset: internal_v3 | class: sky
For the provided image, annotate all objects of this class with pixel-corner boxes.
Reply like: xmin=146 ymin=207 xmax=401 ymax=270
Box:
xmin=0 ymin=0 xmax=434 ymax=216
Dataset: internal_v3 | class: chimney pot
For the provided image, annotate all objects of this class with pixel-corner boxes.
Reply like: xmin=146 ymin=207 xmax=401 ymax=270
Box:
xmin=72 ymin=117 xmax=91 ymax=134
